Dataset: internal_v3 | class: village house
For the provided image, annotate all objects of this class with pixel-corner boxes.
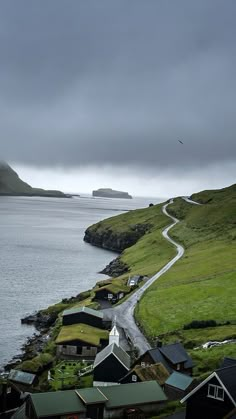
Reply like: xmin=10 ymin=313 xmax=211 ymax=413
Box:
xmin=93 ymin=282 xmax=130 ymax=304
xmin=12 ymin=381 xmax=167 ymax=419
xmin=93 ymin=342 xmax=131 ymax=386
xmin=56 ymin=323 xmax=109 ymax=360
xmin=0 ymin=370 xmax=37 ymax=414
xmin=62 ymin=306 xmax=104 ymax=328
xmin=181 ymin=363 xmax=236 ymax=419
xmin=133 ymin=342 xmax=193 ymax=375
xmin=120 ymin=362 xmax=170 ymax=385
xmin=164 ymin=371 xmax=195 ymax=401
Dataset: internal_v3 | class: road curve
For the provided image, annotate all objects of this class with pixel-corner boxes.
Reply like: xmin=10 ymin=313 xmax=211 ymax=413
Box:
xmin=102 ymin=199 xmax=184 ymax=355
xmin=182 ymin=196 xmax=202 ymax=205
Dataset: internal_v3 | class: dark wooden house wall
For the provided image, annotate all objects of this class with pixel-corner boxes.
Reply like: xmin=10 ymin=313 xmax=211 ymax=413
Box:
xmin=120 ymin=371 xmax=141 ymax=384
xmin=63 ymin=312 xmax=103 ymax=328
xmin=94 ymin=354 xmax=129 ymax=383
xmin=86 ymin=403 xmax=104 ymax=419
xmin=0 ymin=384 xmax=22 ymax=413
xmin=185 ymin=376 xmax=234 ymax=419
xmin=94 ymin=288 xmax=110 ymax=300
xmin=164 ymin=385 xmax=185 ymax=401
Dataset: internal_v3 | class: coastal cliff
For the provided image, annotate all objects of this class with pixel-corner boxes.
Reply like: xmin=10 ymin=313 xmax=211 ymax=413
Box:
xmin=84 ymin=208 xmax=154 ymax=276
xmin=0 ymin=161 xmax=68 ymax=197
xmin=84 ymin=221 xmax=151 ymax=252
xmin=92 ymin=188 xmax=132 ymax=199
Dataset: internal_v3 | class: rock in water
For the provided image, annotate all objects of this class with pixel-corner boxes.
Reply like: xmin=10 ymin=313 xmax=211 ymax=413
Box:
xmin=92 ymin=188 xmax=132 ymax=199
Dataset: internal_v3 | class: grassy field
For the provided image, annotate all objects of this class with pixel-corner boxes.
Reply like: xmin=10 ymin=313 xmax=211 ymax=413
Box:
xmin=87 ymin=184 xmax=236 ymax=374
xmin=133 ymin=186 xmax=236 ymax=373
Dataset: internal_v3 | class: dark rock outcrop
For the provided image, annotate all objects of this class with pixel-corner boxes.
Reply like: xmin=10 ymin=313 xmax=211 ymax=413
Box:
xmin=100 ymin=256 xmax=129 ymax=277
xmin=21 ymin=311 xmax=57 ymax=330
xmin=84 ymin=223 xmax=151 ymax=253
xmin=92 ymin=188 xmax=132 ymax=199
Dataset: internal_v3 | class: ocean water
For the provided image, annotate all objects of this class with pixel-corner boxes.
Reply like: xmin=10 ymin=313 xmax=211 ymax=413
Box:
xmin=0 ymin=194 xmax=162 ymax=370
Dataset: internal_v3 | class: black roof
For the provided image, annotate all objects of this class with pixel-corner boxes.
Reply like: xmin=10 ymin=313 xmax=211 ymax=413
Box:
xmin=216 ymin=365 xmax=236 ymax=403
xmin=147 ymin=348 xmax=173 ymax=373
xmin=220 ymin=357 xmax=236 ymax=369
xmin=94 ymin=343 xmax=130 ymax=370
xmin=159 ymin=343 xmax=193 ymax=369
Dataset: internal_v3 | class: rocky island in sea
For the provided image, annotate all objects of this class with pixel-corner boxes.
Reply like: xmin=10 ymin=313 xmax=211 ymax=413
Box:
xmin=92 ymin=188 xmax=132 ymax=199
xmin=0 ymin=161 xmax=68 ymax=197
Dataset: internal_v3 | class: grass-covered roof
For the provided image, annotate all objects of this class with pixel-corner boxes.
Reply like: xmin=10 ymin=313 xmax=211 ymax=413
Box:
xmin=56 ymin=323 xmax=109 ymax=346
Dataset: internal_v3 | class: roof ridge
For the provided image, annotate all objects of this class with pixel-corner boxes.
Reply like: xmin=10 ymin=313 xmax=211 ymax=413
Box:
xmin=216 ymin=364 xmax=236 ymax=372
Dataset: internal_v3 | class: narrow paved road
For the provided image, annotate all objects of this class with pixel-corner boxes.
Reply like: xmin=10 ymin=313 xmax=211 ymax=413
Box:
xmin=182 ymin=196 xmax=202 ymax=205
xmin=102 ymin=199 xmax=185 ymax=355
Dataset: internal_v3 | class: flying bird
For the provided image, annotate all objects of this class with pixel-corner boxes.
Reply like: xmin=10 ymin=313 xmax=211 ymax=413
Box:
xmin=178 ymin=139 xmax=184 ymax=145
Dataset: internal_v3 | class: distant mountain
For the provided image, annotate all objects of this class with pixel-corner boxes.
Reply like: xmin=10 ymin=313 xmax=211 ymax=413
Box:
xmin=0 ymin=162 xmax=68 ymax=197
xmin=92 ymin=188 xmax=132 ymax=199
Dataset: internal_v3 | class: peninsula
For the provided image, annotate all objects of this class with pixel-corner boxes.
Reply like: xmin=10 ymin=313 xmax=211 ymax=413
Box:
xmin=92 ymin=188 xmax=132 ymax=199
xmin=0 ymin=162 xmax=68 ymax=198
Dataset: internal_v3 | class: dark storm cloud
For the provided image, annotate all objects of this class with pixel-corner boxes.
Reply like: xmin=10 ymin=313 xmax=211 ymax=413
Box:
xmin=1 ymin=0 xmax=236 ymax=170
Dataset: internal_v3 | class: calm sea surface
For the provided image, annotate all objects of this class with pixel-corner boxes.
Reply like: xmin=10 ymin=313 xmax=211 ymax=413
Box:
xmin=0 ymin=194 xmax=162 ymax=370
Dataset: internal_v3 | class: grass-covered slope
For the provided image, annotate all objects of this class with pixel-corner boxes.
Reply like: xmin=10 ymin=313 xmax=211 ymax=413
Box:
xmin=0 ymin=161 xmax=66 ymax=197
xmin=135 ymin=184 xmax=236 ymax=373
xmin=86 ymin=183 xmax=236 ymax=374
xmin=85 ymin=203 xmax=176 ymax=273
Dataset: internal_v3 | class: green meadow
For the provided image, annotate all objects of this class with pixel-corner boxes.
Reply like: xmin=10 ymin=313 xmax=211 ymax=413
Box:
xmin=95 ymin=183 xmax=236 ymax=374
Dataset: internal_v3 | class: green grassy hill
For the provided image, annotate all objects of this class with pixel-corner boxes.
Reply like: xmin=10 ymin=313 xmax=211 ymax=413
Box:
xmin=86 ymin=183 xmax=236 ymax=376
xmin=0 ymin=161 xmax=66 ymax=197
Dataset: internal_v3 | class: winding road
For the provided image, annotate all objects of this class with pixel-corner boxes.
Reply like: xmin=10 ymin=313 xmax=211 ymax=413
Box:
xmin=102 ymin=199 xmax=186 ymax=355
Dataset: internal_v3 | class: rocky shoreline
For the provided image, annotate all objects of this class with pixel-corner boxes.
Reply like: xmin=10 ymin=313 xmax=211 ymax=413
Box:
xmin=1 ymin=289 xmax=93 ymax=373
xmin=84 ymin=222 xmax=151 ymax=252
xmin=2 ymin=313 xmax=55 ymax=373
xmin=2 ymin=217 xmax=141 ymax=374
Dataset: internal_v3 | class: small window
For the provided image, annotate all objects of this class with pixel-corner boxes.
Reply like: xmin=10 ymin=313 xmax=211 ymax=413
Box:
xmin=7 ymin=387 xmax=11 ymax=394
xmin=177 ymin=363 xmax=181 ymax=370
xmin=216 ymin=387 xmax=224 ymax=400
xmin=108 ymin=293 xmax=113 ymax=300
xmin=141 ymin=362 xmax=145 ymax=367
xmin=208 ymin=384 xmax=224 ymax=401
xmin=132 ymin=375 xmax=137 ymax=382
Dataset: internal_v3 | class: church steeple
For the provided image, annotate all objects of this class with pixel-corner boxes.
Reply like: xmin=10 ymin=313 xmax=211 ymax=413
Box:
xmin=109 ymin=316 xmax=120 ymax=346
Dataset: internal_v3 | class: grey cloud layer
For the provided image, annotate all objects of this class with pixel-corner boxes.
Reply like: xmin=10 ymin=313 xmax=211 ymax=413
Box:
xmin=1 ymin=0 xmax=236 ymax=169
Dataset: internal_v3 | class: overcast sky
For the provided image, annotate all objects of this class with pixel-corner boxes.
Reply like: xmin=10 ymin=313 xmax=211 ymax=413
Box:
xmin=1 ymin=0 xmax=235 ymax=197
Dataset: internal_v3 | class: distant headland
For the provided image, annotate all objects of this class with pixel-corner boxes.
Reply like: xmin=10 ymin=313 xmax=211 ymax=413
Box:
xmin=0 ymin=161 xmax=69 ymax=198
xmin=92 ymin=188 xmax=132 ymax=199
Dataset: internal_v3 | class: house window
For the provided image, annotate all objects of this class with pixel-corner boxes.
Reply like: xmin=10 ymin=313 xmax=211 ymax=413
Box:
xmin=132 ymin=375 xmax=137 ymax=382
xmin=108 ymin=293 xmax=113 ymax=300
xmin=208 ymin=384 xmax=224 ymax=401
xmin=177 ymin=363 xmax=181 ymax=370
xmin=141 ymin=362 xmax=145 ymax=367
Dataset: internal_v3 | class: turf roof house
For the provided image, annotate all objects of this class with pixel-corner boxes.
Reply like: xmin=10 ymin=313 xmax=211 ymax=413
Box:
xmin=120 ymin=362 xmax=170 ymax=385
xmin=62 ymin=306 xmax=104 ymax=328
xmin=134 ymin=343 xmax=193 ymax=376
xmin=181 ymin=362 xmax=236 ymax=419
xmin=16 ymin=381 xmax=167 ymax=419
xmin=93 ymin=281 xmax=130 ymax=303
xmin=56 ymin=323 xmax=109 ymax=360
